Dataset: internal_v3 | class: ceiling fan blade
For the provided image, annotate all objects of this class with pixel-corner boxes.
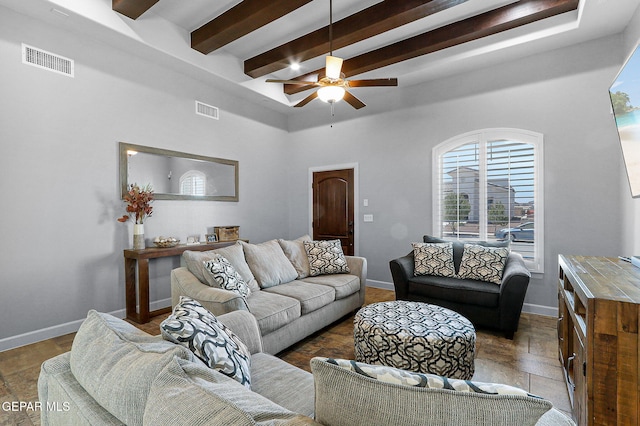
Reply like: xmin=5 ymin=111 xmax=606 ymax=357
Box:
xmin=343 ymin=90 xmax=366 ymax=109
xmin=347 ymin=78 xmax=398 ymax=87
xmin=325 ymin=56 xmax=343 ymax=80
xmin=266 ymin=79 xmax=318 ymax=85
xmin=294 ymin=91 xmax=318 ymax=107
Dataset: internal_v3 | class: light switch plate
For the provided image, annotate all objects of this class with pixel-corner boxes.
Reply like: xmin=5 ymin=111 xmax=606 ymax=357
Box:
xmin=363 ymin=214 xmax=374 ymax=222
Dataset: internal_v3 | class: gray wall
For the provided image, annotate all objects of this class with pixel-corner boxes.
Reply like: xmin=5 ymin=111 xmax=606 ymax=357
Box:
xmin=1 ymin=3 xmax=638 ymax=349
xmin=0 ymin=8 xmax=291 ymax=348
xmin=286 ymin=35 xmax=627 ymax=314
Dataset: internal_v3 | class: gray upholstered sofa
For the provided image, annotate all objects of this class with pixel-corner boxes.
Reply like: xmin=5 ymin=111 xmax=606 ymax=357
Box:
xmin=390 ymin=236 xmax=531 ymax=339
xmin=38 ymin=308 xmax=575 ymax=426
xmin=170 ymin=238 xmax=367 ymax=354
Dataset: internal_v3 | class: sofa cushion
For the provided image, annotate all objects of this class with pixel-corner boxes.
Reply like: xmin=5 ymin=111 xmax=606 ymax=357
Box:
xmin=69 ymin=310 xmax=192 ymax=426
xmin=183 ymin=243 xmax=259 ymax=292
xmin=250 ymin=352 xmax=316 ymax=417
xmin=160 ymin=297 xmax=251 ymax=388
xmin=423 ymin=235 xmax=509 ymax=274
xmin=144 ymin=356 xmax=320 ymax=426
xmin=299 ymin=274 xmax=360 ymax=300
xmin=304 ymin=240 xmax=350 ymax=276
xmin=311 ymin=357 xmax=552 ymax=426
xmin=264 ymin=281 xmax=335 ymax=315
xmin=407 ymin=275 xmax=500 ymax=307
xmin=412 ymin=242 xmax=456 ymax=278
xmin=203 ymin=254 xmax=252 ymax=299
xmin=245 ymin=291 xmax=301 ymax=335
xmin=278 ymin=235 xmax=312 ymax=279
xmin=457 ymin=244 xmax=509 ymax=285
xmin=241 ymin=240 xmax=299 ymax=288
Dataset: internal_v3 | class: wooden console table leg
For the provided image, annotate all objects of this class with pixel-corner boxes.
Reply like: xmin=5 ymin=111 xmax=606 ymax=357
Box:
xmin=124 ymin=257 xmax=139 ymax=322
xmin=138 ymin=258 xmax=150 ymax=323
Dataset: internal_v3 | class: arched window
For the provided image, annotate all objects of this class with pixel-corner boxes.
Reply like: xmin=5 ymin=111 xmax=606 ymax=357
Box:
xmin=433 ymin=129 xmax=544 ymax=272
xmin=180 ymin=170 xmax=206 ymax=196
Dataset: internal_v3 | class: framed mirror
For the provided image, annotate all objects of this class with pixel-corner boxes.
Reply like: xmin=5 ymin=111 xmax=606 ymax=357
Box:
xmin=119 ymin=142 xmax=239 ymax=201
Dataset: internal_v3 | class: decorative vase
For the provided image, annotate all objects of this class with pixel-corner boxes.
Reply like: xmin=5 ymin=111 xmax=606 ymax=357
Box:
xmin=133 ymin=223 xmax=145 ymax=250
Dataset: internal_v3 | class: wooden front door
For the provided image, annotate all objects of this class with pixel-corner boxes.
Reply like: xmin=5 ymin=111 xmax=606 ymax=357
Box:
xmin=312 ymin=169 xmax=355 ymax=255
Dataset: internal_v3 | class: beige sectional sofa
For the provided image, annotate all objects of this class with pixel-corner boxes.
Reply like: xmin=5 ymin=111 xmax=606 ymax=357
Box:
xmin=38 ymin=308 xmax=575 ymax=426
xmin=170 ymin=237 xmax=367 ymax=354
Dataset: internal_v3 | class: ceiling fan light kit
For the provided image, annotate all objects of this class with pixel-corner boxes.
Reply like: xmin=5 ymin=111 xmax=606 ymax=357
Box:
xmin=265 ymin=0 xmax=397 ymax=110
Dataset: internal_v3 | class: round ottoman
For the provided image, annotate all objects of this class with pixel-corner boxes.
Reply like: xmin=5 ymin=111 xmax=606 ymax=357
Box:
xmin=354 ymin=300 xmax=476 ymax=379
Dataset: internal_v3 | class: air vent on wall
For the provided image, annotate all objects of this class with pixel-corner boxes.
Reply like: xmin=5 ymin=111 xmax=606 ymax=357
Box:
xmin=22 ymin=44 xmax=74 ymax=77
xmin=195 ymin=101 xmax=219 ymax=120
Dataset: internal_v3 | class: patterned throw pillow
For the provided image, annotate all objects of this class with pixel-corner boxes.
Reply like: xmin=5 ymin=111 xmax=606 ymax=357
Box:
xmin=203 ymin=254 xmax=251 ymax=299
xmin=304 ymin=240 xmax=350 ymax=276
xmin=457 ymin=243 xmax=509 ymax=284
xmin=321 ymin=358 xmax=540 ymax=397
xmin=412 ymin=242 xmax=456 ymax=277
xmin=160 ymin=297 xmax=251 ymax=388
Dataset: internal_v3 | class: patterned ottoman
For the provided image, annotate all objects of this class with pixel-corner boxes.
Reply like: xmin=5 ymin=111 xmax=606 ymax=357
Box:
xmin=354 ymin=300 xmax=475 ymax=379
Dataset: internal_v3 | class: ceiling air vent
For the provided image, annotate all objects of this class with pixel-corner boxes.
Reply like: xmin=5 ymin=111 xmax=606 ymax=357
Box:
xmin=22 ymin=44 xmax=74 ymax=77
xmin=195 ymin=101 xmax=219 ymax=120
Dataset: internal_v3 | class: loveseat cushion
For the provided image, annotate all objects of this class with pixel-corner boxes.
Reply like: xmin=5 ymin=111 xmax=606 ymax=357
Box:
xmin=310 ymin=357 xmax=552 ymax=426
xmin=246 ymin=291 xmax=301 ymax=335
xmin=241 ymin=240 xmax=299 ymax=288
xmin=300 ymin=274 xmax=360 ymax=300
xmin=144 ymin=356 xmax=320 ymax=426
xmin=160 ymin=297 xmax=252 ymax=388
xmin=407 ymin=275 xmax=500 ymax=307
xmin=183 ymin=243 xmax=259 ymax=292
xmin=70 ymin=310 xmax=193 ymax=426
xmin=264 ymin=281 xmax=335 ymax=315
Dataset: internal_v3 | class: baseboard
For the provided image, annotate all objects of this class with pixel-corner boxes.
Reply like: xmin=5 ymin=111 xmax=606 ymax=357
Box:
xmin=0 ymin=298 xmax=172 ymax=352
xmin=365 ymin=279 xmax=394 ymax=290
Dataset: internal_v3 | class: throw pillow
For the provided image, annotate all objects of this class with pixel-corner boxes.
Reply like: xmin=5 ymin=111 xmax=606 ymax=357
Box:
xmin=304 ymin=240 xmax=350 ymax=276
xmin=203 ymin=254 xmax=251 ymax=299
xmin=310 ymin=357 xmax=552 ymax=426
xmin=412 ymin=242 xmax=456 ymax=277
xmin=278 ymin=235 xmax=312 ymax=279
xmin=183 ymin=243 xmax=259 ymax=292
xmin=160 ymin=297 xmax=251 ymax=388
xmin=240 ymin=240 xmax=299 ymax=288
xmin=457 ymin=243 xmax=510 ymax=285
xmin=423 ymin=235 xmax=509 ymax=274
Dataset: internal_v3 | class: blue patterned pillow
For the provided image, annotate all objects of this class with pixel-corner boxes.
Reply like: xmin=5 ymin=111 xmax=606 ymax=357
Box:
xmin=160 ymin=297 xmax=251 ymax=388
xmin=304 ymin=240 xmax=350 ymax=276
xmin=203 ymin=254 xmax=251 ymax=298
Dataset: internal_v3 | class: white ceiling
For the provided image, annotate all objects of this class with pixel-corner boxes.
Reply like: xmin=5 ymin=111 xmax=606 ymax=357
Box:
xmin=2 ymin=0 xmax=640 ymax=115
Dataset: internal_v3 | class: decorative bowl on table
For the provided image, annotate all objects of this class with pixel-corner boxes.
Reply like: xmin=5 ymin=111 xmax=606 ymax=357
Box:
xmin=153 ymin=236 xmax=180 ymax=248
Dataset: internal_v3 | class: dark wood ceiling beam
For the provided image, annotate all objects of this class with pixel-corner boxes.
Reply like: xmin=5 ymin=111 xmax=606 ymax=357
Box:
xmin=284 ymin=0 xmax=579 ymax=95
xmin=244 ymin=0 xmax=468 ymax=78
xmin=112 ymin=0 xmax=159 ymax=20
xmin=192 ymin=0 xmax=314 ymax=55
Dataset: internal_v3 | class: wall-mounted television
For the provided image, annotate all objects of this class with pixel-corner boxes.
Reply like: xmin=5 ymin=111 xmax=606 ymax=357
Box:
xmin=610 ymin=43 xmax=640 ymax=198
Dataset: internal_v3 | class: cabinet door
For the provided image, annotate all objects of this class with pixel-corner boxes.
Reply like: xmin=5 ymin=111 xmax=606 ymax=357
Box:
xmin=571 ymin=328 xmax=587 ymax=426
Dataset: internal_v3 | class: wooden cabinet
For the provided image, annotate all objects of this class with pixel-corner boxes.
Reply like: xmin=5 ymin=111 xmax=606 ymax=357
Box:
xmin=558 ymin=255 xmax=640 ymax=425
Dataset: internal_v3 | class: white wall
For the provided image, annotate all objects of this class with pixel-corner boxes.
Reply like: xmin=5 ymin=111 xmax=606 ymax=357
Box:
xmin=286 ymin=35 xmax=626 ymax=315
xmin=0 ymin=7 xmax=291 ymax=349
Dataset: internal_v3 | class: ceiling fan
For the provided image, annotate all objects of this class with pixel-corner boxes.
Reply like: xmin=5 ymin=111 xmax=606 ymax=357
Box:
xmin=265 ymin=0 xmax=398 ymax=109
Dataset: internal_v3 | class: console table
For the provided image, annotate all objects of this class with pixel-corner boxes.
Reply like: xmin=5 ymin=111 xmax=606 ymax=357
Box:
xmin=557 ymin=255 xmax=640 ymax=425
xmin=124 ymin=241 xmax=238 ymax=323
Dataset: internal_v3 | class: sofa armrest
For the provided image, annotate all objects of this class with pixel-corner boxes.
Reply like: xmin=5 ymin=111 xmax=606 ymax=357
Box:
xmin=346 ymin=256 xmax=367 ymax=306
xmin=217 ymin=310 xmax=264 ymax=355
xmin=171 ymin=267 xmax=250 ymax=316
xmin=389 ymin=252 xmax=414 ymax=299
xmin=498 ymin=252 xmax=531 ymax=336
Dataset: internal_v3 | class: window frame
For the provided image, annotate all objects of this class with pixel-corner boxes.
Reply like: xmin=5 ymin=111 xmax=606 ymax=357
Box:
xmin=432 ymin=128 xmax=544 ymax=273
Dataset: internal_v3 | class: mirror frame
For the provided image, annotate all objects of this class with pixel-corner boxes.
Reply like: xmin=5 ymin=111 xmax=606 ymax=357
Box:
xmin=119 ymin=142 xmax=239 ymax=201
